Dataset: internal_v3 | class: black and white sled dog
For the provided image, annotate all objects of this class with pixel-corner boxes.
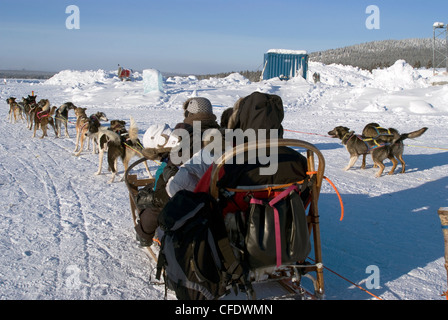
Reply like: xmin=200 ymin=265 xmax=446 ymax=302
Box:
xmin=94 ymin=117 xmax=151 ymax=183
xmin=55 ymin=102 xmax=77 ymax=138
xmin=328 ymin=125 xmax=427 ymax=177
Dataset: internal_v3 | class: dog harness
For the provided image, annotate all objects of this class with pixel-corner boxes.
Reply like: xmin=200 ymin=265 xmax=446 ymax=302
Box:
xmin=36 ymin=110 xmax=50 ymax=119
xmin=343 ymin=132 xmax=390 ymax=153
xmin=370 ymin=126 xmax=393 ymax=139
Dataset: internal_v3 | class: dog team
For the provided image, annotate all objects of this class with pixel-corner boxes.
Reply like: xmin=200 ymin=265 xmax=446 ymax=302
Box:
xmin=6 ymin=93 xmax=428 ymax=178
xmin=6 ymin=93 xmax=150 ymax=183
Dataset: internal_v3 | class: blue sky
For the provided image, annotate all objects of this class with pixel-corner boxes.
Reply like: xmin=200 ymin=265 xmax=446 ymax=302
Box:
xmin=1 ymin=0 xmax=447 ymax=74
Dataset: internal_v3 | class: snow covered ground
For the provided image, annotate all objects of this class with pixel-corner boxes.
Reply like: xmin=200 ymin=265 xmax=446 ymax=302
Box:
xmin=1 ymin=60 xmax=447 ymax=300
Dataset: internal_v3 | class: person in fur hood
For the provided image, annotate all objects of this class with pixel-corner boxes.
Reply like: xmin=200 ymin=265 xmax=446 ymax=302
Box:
xmin=135 ymin=97 xmax=220 ymax=246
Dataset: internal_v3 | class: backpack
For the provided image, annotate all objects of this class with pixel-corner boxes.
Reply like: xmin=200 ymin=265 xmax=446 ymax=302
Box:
xmin=245 ymin=185 xmax=311 ymax=269
xmin=155 ymin=190 xmax=251 ymax=300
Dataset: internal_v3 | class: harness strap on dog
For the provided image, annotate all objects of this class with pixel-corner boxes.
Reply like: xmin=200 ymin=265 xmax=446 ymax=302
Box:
xmin=341 ymin=132 xmax=355 ymax=146
xmin=357 ymin=135 xmax=390 ymax=152
xmin=37 ymin=110 xmax=50 ymax=119
xmin=375 ymin=126 xmax=391 ymax=135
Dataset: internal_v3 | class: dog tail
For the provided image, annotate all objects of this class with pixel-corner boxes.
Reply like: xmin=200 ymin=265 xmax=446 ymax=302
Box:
xmin=394 ymin=127 xmax=428 ymax=144
xmin=128 ymin=116 xmax=139 ymax=141
xmin=107 ymin=141 xmax=124 ymax=173
xmin=40 ymin=99 xmax=51 ymax=112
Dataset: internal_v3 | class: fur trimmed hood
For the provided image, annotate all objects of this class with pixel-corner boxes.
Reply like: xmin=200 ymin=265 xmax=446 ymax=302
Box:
xmin=227 ymin=92 xmax=284 ymax=138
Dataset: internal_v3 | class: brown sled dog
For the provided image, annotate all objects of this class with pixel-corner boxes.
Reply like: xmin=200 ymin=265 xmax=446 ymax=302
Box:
xmin=328 ymin=125 xmax=427 ymax=177
xmin=32 ymin=99 xmax=58 ymax=139
xmin=6 ymin=97 xmax=24 ymax=124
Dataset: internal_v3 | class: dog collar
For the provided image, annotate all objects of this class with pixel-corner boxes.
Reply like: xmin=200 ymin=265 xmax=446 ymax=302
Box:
xmin=341 ymin=132 xmax=355 ymax=145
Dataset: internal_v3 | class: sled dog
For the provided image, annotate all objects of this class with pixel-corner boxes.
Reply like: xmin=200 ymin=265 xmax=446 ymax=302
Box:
xmin=328 ymin=125 xmax=427 ymax=177
xmin=73 ymin=109 xmax=108 ymax=156
xmin=22 ymin=95 xmax=38 ymax=129
xmin=95 ymin=117 xmax=150 ymax=183
xmin=32 ymin=99 xmax=57 ymax=139
xmin=6 ymin=97 xmax=24 ymax=124
xmin=361 ymin=123 xmax=428 ymax=174
xmin=55 ymin=102 xmax=77 ymax=138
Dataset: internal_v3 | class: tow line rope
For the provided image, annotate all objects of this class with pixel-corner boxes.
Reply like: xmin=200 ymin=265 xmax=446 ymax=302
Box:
xmin=405 ymin=144 xmax=448 ymax=151
xmin=285 ymin=129 xmax=332 ymax=138
xmin=307 ymin=257 xmax=383 ymax=300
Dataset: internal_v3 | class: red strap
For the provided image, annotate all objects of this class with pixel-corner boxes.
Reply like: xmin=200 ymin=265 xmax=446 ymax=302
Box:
xmin=269 ymin=185 xmax=298 ymax=206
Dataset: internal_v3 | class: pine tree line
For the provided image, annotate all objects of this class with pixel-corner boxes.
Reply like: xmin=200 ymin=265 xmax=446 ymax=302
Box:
xmin=309 ymin=38 xmax=446 ymax=71
xmin=195 ymin=70 xmax=262 ymax=82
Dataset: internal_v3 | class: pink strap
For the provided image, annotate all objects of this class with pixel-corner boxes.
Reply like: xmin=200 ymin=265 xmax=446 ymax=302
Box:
xmin=250 ymin=185 xmax=299 ymax=267
xmin=250 ymin=198 xmax=264 ymax=205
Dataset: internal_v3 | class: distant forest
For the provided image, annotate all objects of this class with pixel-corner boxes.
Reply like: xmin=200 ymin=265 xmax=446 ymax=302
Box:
xmin=2 ymin=38 xmax=445 ymax=81
xmin=0 ymin=70 xmax=56 ymax=79
xmin=195 ymin=70 xmax=262 ymax=82
xmin=309 ymin=38 xmax=445 ymax=71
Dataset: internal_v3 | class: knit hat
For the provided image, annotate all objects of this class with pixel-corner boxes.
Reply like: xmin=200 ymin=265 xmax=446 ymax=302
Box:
xmin=183 ymin=97 xmax=213 ymax=117
xmin=143 ymin=123 xmax=179 ymax=149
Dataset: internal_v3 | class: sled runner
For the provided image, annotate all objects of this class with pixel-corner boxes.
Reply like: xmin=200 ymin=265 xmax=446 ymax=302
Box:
xmin=124 ymin=138 xmax=326 ymax=300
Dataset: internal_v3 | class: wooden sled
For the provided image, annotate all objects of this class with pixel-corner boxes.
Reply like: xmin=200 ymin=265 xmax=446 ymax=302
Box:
xmin=209 ymin=138 xmax=326 ymax=299
xmin=124 ymin=138 xmax=326 ymax=300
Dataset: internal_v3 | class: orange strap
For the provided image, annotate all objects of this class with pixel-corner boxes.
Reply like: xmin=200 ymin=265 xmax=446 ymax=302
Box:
xmin=225 ymin=180 xmax=304 ymax=194
xmin=324 ymin=176 xmax=344 ymax=221
xmin=307 ymin=171 xmax=344 ymax=221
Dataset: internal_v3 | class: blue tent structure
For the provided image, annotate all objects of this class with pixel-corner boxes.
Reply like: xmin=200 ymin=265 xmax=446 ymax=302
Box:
xmin=262 ymin=49 xmax=309 ymax=80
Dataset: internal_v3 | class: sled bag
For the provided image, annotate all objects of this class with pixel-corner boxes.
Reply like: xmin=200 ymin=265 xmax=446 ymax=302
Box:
xmin=156 ymin=190 xmax=242 ymax=300
xmin=246 ymin=185 xmax=311 ymax=269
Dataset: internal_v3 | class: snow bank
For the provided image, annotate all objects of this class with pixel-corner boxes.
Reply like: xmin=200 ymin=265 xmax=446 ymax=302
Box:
xmin=45 ymin=69 xmax=117 ymax=87
xmin=371 ymin=60 xmax=429 ymax=91
xmin=408 ymin=100 xmax=436 ymax=114
xmin=308 ymin=62 xmax=372 ymax=87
